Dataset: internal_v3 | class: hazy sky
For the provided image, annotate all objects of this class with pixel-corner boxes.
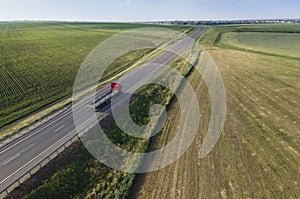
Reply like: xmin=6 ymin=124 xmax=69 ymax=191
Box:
xmin=0 ymin=0 xmax=299 ymax=21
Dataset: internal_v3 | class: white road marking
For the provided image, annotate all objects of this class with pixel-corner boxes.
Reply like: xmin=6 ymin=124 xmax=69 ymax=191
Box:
xmin=0 ymin=131 xmax=74 ymax=185
xmin=54 ymin=125 xmax=65 ymax=133
xmin=0 ymin=91 xmax=116 ymax=184
xmin=0 ymin=143 xmax=35 ymax=168
xmin=2 ymin=153 xmax=20 ymax=166
xmin=19 ymin=143 xmax=36 ymax=154
xmin=0 ymin=93 xmax=92 ymax=155
xmin=0 ymin=111 xmax=71 ymax=155
xmin=0 ymin=29 xmax=204 ymax=186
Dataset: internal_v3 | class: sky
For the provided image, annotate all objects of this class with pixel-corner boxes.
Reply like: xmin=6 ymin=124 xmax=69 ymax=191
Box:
xmin=0 ymin=0 xmax=299 ymax=22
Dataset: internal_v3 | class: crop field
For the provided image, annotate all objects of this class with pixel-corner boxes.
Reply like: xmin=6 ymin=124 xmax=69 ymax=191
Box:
xmin=18 ymin=55 xmax=194 ymax=199
xmin=134 ymin=25 xmax=300 ymax=198
xmin=221 ymin=32 xmax=300 ymax=59
xmin=3 ymin=23 xmax=299 ymax=198
xmin=228 ymin=23 xmax=300 ymax=33
xmin=0 ymin=22 xmax=189 ymax=129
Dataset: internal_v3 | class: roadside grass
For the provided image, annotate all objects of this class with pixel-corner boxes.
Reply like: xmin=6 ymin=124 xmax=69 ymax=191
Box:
xmin=135 ymin=54 xmax=211 ymax=199
xmin=0 ymin=45 xmax=171 ymax=141
xmin=135 ymin=25 xmax=300 ymax=198
xmin=0 ymin=48 xmax=153 ymax=140
xmin=22 ymin=55 xmax=195 ymax=198
xmin=0 ymin=22 xmax=189 ymax=129
xmin=11 ymin=23 xmax=300 ymax=198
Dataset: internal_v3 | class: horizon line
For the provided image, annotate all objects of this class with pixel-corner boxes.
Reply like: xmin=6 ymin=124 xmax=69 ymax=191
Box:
xmin=0 ymin=18 xmax=300 ymax=23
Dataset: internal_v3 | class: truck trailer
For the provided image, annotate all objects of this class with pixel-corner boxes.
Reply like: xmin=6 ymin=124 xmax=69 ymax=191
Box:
xmin=87 ymin=82 xmax=122 ymax=110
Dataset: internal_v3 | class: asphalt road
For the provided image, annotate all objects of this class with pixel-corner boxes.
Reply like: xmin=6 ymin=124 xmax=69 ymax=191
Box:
xmin=0 ymin=27 xmax=205 ymax=195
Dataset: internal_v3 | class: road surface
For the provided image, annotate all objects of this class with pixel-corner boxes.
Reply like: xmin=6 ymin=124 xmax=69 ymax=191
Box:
xmin=0 ymin=27 xmax=205 ymax=195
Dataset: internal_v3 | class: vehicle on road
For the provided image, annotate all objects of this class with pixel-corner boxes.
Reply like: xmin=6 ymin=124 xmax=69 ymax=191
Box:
xmin=87 ymin=82 xmax=122 ymax=110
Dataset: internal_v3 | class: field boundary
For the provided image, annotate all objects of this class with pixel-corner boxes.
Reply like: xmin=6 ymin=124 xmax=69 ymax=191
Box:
xmin=0 ymin=25 xmax=197 ymax=144
xmin=0 ymin=47 xmax=164 ymax=144
xmin=3 ymin=49 xmax=203 ymax=199
xmin=0 ymin=26 xmax=202 ymax=198
xmin=215 ymin=33 xmax=300 ymax=60
xmin=0 ymin=48 xmax=154 ymax=131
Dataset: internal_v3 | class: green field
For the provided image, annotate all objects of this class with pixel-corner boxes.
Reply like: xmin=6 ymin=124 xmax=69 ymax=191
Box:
xmin=0 ymin=22 xmax=189 ymax=129
xmin=228 ymin=23 xmax=300 ymax=33
xmin=21 ymin=55 xmax=194 ymax=199
xmin=4 ymin=23 xmax=300 ymax=198
xmin=135 ymin=24 xmax=300 ymax=198
xmin=221 ymin=32 xmax=300 ymax=58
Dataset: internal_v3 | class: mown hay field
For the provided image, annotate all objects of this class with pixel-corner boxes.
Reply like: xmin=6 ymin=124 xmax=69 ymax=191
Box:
xmin=135 ymin=24 xmax=300 ymax=199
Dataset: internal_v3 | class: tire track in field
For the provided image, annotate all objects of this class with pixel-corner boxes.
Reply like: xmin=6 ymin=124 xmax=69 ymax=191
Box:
xmin=134 ymin=47 xmax=300 ymax=198
xmin=134 ymin=58 xmax=211 ymax=198
xmin=211 ymin=49 xmax=300 ymax=198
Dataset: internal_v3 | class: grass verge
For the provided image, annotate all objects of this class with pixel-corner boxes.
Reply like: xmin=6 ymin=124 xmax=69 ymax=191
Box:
xmin=134 ymin=25 xmax=300 ymax=198
xmin=0 ymin=22 xmax=189 ymax=129
xmin=19 ymin=54 xmax=196 ymax=198
xmin=0 ymin=48 xmax=155 ymax=141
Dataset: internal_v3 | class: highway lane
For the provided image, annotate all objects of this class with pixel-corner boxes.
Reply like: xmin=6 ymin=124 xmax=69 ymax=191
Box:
xmin=0 ymin=27 xmax=205 ymax=194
